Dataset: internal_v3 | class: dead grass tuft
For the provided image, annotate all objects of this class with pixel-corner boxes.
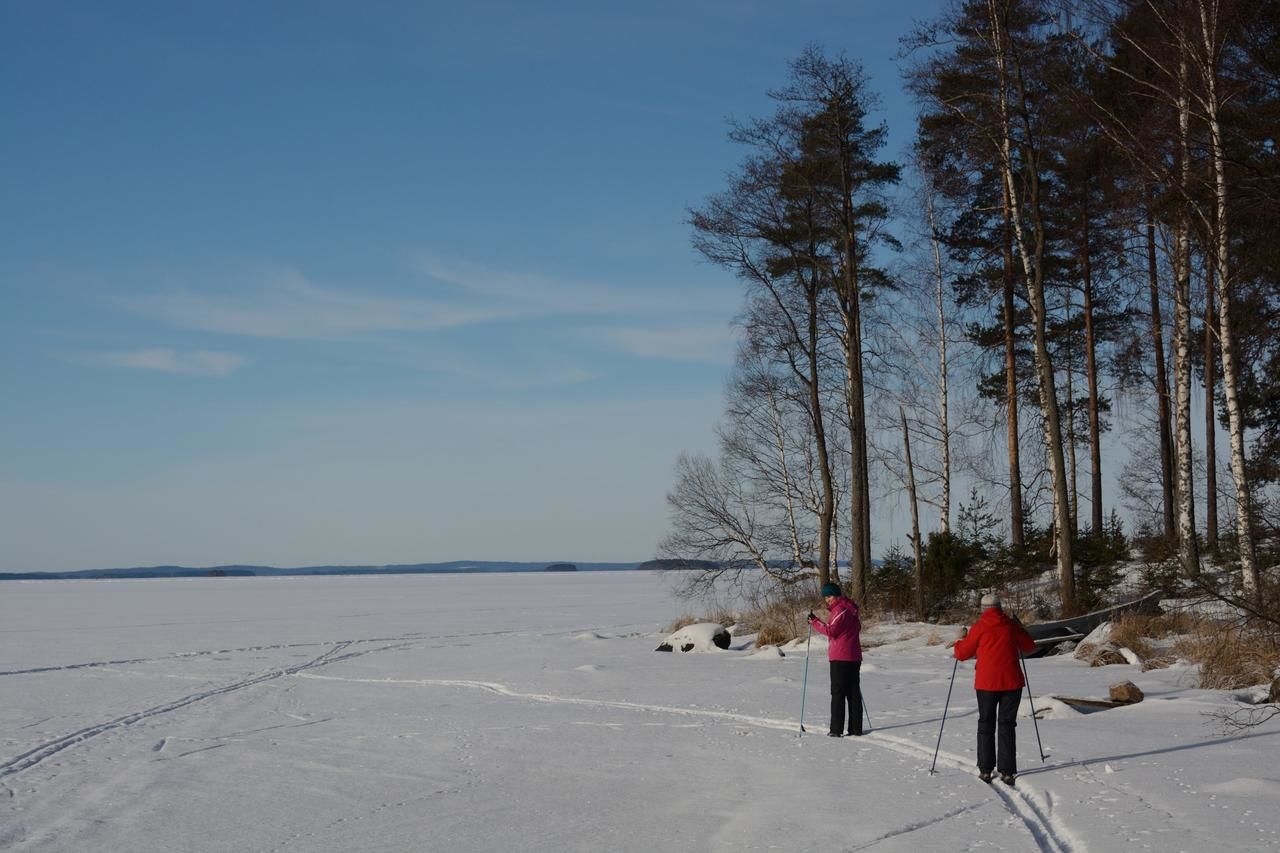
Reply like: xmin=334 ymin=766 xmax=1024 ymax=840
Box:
xmin=664 ymin=614 xmax=702 ymax=634
xmin=1175 ymin=624 xmax=1280 ymax=690
xmin=1063 ymin=606 xmax=1280 ymax=686
xmin=664 ymin=605 xmax=739 ymax=636
xmin=1143 ymin=610 xmax=1202 ymax=635
xmin=1108 ymin=614 xmax=1158 ymax=660
xmin=743 ymin=599 xmax=811 ymax=647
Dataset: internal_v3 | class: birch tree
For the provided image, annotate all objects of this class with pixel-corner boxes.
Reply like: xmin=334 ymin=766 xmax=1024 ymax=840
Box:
xmin=908 ymin=0 xmax=1077 ymax=613
xmin=1192 ymin=0 xmax=1261 ymax=597
xmin=1076 ymin=0 xmax=1263 ymax=593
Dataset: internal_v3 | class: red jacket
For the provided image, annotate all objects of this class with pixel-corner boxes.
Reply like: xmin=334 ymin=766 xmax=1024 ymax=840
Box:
xmin=953 ymin=607 xmax=1036 ymax=691
xmin=809 ymin=596 xmax=862 ymax=662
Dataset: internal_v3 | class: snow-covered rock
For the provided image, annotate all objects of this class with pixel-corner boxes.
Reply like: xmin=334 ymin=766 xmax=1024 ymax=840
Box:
xmin=1118 ymin=646 xmax=1143 ymax=666
xmin=1077 ymin=643 xmax=1128 ymax=667
xmin=1026 ymin=695 xmax=1082 ymax=720
xmin=1075 ymin=621 xmax=1133 ymax=666
xmin=654 ymin=622 xmax=731 ymax=652
xmin=1048 ymin=639 xmax=1078 ymax=655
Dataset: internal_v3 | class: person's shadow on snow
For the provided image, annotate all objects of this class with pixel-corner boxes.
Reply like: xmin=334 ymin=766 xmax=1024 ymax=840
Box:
xmin=1017 ymin=728 xmax=1280 ymax=776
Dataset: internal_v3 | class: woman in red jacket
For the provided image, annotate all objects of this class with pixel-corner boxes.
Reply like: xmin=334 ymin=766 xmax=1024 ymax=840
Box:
xmin=808 ymin=582 xmax=863 ymax=737
xmin=953 ymin=593 xmax=1035 ymax=784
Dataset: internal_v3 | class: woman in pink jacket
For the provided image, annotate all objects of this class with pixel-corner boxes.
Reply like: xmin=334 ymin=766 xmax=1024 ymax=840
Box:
xmin=808 ymin=582 xmax=863 ymax=737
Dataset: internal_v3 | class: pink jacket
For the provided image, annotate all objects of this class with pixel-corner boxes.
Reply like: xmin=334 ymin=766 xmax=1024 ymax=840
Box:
xmin=809 ymin=596 xmax=862 ymax=662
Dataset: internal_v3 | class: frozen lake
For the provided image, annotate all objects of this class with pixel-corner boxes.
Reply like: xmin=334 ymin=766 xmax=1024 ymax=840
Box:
xmin=3 ymin=573 xmax=1278 ymax=852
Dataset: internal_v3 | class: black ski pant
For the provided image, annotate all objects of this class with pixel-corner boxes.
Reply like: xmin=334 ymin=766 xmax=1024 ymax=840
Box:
xmin=975 ymin=688 xmax=1021 ymax=775
xmin=829 ymin=660 xmax=862 ymax=736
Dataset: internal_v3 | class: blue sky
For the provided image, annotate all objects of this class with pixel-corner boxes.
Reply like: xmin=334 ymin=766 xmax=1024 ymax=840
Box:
xmin=1 ymin=0 xmax=946 ymax=571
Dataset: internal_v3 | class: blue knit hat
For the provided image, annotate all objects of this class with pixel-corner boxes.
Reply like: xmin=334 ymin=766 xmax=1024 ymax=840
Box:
xmin=820 ymin=582 xmax=841 ymax=597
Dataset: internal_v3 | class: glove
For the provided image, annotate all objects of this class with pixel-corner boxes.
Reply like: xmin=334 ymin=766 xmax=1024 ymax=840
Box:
xmin=807 ymin=612 xmax=816 ymax=622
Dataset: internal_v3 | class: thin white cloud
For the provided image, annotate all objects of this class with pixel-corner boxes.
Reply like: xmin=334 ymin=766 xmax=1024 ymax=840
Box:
xmin=126 ymin=269 xmax=523 ymax=341
xmin=98 ymin=348 xmax=247 ymax=377
xmin=118 ymin=258 xmax=741 ymax=372
xmin=417 ymin=252 xmax=641 ymax=315
xmin=586 ymin=322 xmax=736 ymax=364
xmin=431 ymin=356 xmax=600 ymax=390
xmin=415 ymin=251 xmax=736 ymax=317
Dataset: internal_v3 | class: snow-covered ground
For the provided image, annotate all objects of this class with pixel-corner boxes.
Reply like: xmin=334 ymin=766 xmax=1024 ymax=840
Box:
xmin=2 ymin=572 xmax=1278 ymax=852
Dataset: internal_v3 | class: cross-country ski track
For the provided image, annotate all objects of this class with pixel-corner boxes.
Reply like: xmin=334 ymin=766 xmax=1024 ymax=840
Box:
xmin=10 ymin=574 xmax=1274 ymax=853
xmin=0 ymin=640 xmax=411 ymax=779
xmin=2 ymin=632 xmax=1082 ymax=853
xmin=300 ymin=670 xmax=1084 ymax=853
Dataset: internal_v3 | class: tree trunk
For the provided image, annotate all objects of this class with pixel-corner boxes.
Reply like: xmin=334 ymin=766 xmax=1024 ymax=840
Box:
xmin=797 ymin=269 xmax=836 ymax=587
xmin=1204 ymin=263 xmax=1218 ymax=556
xmin=1023 ymin=232 xmax=1076 ymax=614
xmin=929 ymin=195 xmax=953 ymax=535
xmin=844 ymin=247 xmax=869 ymax=603
xmin=987 ymin=0 xmax=1073 ymax=614
xmin=1173 ymin=52 xmax=1200 ymax=578
xmin=1066 ymin=299 xmax=1080 ymax=537
xmin=1002 ymin=182 xmax=1025 ymax=554
xmin=858 ymin=306 xmax=872 ymax=588
xmin=1081 ymin=211 xmax=1104 ymax=536
xmin=902 ymin=406 xmax=925 ymax=621
xmin=1147 ymin=211 xmax=1176 ymax=540
xmin=1199 ymin=0 xmax=1260 ymax=598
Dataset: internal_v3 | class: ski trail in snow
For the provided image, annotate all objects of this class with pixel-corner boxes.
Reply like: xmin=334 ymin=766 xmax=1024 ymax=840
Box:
xmin=0 ymin=640 xmax=394 ymax=780
xmin=300 ymin=674 xmax=799 ymax=728
xmin=864 ymin=730 xmax=1082 ymax=853
xmin=298 ymin=674 xmax=1085 ymax=853
xmin=842 ymin=801 xmax=987 ymax=851
xmin=0 ymin=626 xmax=627 ymax=677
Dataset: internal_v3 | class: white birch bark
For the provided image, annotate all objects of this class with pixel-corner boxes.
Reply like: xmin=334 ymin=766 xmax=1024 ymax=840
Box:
xmin=987 ymin=0 xmax=1074 ymax=612
xmin=1198 ymin=0 xmax=1260 ymax=598
xmin=1173 ymin=49 xmax=1200 ymax=578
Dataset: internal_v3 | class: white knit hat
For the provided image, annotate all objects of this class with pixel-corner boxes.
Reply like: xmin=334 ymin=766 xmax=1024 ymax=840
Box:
xmin=980 ymin=592 xmax=1002 ymax=608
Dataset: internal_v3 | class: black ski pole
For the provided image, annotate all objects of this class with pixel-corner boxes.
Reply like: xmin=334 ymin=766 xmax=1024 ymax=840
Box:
xmin=1021 ymin=655 xmax=1046 ymax=762
xmin=798 ymin=622 xmax=813 ymax=736
xmin=930 ymin=658 xmax=960 ymax=775
xmin=861 ymin=687 xmax=872 ymax=731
